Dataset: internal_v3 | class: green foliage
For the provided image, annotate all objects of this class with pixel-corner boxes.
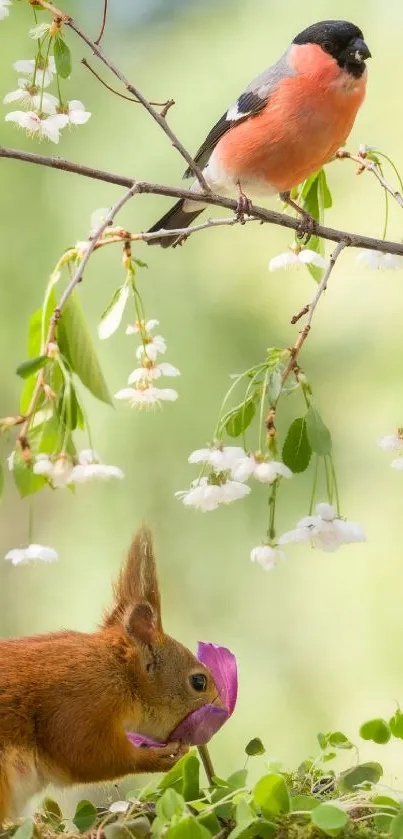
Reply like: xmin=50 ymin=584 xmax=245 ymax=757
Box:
xmin=58 ymin=292 xmax=112 ymax=405
xmin=282 ymin=417 xmax=311 ymax=473
xmin=16 ymin=355 xmax=49 ymax=379
xmin=12 ymin=720 xmax=403 ymax=839
xmin=296 ymin=168 xmax=332 ymax=282
xmin=360 ymin=719 xmax=391 ymax=744
xmin=305 ymin=407 xmax=332 ymax=456
xmin=73 ymin=800 xmax=98 ymax=832
xmin=53 ymin=36 xmax=72 ymax=78
xmin=225 ymin=399 xmax=256 ymax=438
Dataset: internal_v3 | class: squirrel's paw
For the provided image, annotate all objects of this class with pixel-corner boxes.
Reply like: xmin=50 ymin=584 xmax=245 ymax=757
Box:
xmin=133 ymin=741 xmax=189 ymax=774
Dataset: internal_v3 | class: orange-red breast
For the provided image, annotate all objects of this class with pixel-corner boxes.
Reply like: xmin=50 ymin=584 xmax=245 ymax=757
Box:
xmin=148 ymin=20 xmax=370 ymax=247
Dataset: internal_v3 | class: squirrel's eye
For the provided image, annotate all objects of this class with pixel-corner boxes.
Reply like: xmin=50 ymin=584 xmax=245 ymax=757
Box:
xmin=190 ymin=673 xmax=207 ymax=692
xmin=322 ymin=40 xmax=334 ymax=54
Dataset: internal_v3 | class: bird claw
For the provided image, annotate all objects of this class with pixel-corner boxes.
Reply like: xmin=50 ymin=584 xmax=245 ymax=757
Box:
xmin=236 ymin=187 xmax=252 ymax=224
xmin=296 ymin=212 xmax=318 ymax=243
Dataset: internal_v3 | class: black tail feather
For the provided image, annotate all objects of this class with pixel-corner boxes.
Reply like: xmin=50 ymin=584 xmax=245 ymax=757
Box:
xmin=147 ymin=199 xmax=205 ymax=248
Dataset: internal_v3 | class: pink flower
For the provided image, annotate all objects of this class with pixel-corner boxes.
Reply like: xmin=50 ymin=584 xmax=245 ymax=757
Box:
xmin=127 ymin=642 xmax=237 ymax=747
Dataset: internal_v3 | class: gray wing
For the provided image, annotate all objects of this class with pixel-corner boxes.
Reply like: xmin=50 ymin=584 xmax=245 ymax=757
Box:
xmin=183 ymin=50 xmax=294 ymax=179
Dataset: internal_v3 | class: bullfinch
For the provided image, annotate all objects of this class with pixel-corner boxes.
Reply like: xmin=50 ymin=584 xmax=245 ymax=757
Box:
xmin=147 ymin=19 xmax=371 ymax=247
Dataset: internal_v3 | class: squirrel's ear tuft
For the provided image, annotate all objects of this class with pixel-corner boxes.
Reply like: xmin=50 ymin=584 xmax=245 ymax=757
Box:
xmin=124 ymin=601 xmax=159 ymax=644
xmin=104 ymin=526 xmax=163 ymax=631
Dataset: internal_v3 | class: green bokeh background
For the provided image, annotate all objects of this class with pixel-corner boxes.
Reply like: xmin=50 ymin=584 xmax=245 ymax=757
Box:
xmin=1 ymin=0 xmax=403 ymax=810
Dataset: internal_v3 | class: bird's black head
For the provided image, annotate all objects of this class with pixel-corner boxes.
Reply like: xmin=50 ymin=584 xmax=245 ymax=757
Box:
xmin=293 ymin=20 xmax=371 ymax=78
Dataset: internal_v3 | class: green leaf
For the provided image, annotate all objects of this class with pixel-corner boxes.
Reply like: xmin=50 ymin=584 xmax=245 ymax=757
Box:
xmin=390 ymin=710 xmax=403 ymax=739
xmin=54 ymin=36 xmax=72 ymax=78
xmin=305 ymin=407 xmax=332 ymax=456
xmin=73 ymin=800 xmax=97 ymax=833
xmin=158 ymin=752 xmax=198 ymax=796
xmin=165 ymin=818 xmax=210 ymax=839
xmin=267 ymin=371 xmax=282 ymax=405
xmin=282 ymin=417 xmax=311 ymax=473
xmin=338 ymin=762 xmax=383 ymax=792
xmin=391 ymin=813 xmax=403 ymax=839
xmin=372 ymin=796 xmax=400 ymax=832
xmin=359 ymin=718 xmax=391 ymax=744
xmin=13 ymin=820 xmax=35 ymax=839
xmin=41 ymin=797 xmax=63 ymax=820
xmin=320 ymin=169 xmax=333 ymax=209
xmin=291 ymin=795 xmax=319 ymax=812
xmin=182 ymin=752 xmax=200 ymax=802
xmin=321 ymin=752 xmax=336 ymax=763
xmin=229 ymin=819 xmax=275 ymax=839
xmin=317 ymin=732 xmax=327 ymax=750
xmin=245 ymin=738 xmax=265 ymax=757
xmin=225 ymin=400 xmax=256 ymax=438
xmin=327 ymin=731 xmax=353 ymax=750
xmin=13 ymin=448 xmax=46 ymax=498
xmin=98 ymin=284 xmax=130 ymax=340
xmin=227 ymin=769 xmax=248 ymax=789
xmin=253 ymin=774 xmax=290 ymax=818
xmin=17 ymin=355 xmax=49 ymax=380
xmin=311 ymin=803 xmax=349 ymax=837
xmin=156 ymin=789 xmax=185 ymax=822
xmin=58 ymin=292 xmax=112 ymax=405
xmin=198 ymin=814 xmax=221 ymax=835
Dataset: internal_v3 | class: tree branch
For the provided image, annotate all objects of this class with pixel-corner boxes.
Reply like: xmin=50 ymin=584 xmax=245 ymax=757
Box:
xmin=2 ymin=146 xmax=403 ymax=256
xmin=17 ymin=183 xmax=139 ymax=449
xmin=267 ymin=243 xmax=346 ymax=434
xmin=35 ymin=0 xmax=210 ymax=191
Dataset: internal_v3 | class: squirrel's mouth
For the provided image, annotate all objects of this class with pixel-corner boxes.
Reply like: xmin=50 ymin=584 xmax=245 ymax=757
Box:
xmin=127 ymin=641 xmax=237 ymax=748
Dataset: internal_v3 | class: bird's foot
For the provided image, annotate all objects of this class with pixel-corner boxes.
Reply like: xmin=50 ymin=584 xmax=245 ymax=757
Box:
xmin=236 ymin=183 xmax=253 ymax=224
xmin=280 ymin=191 xmax=318 ymax=242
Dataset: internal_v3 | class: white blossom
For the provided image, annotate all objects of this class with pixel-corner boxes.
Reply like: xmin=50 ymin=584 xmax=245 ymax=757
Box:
xmin=0 ymin=0 xmax=12 ymax=20
xmin=279 ymin=502 xmax=366 ymax=553
xmin=269 ymin=249 xmax=327 ymax=272
xmin=126 ymin=319 xmax=159 ymax=335
xmin=5 ymin=543 xmax=58 ymax=565
xmin=232 ymin=454 xmax=292 ymax=484
xmin=136 ymin=335 xmax=167 ymax=362
xmin=5 ymin=110 xmax=68 ymax=143
xmin=70 ymin=449 xmax=124 ymax=483
xmin=114 ymin=386 xmax=178 ymax=407
xmin=128 ymin=362 xmax=180 ymax=384
xmin=63 ymin=99 xmax=91 ymax=126
xmin=3 ymin=80 xmax=58 ymax=113
xmin=33 ymin=453 xmax=73 ymax=488
xmin=176 ymin=476 xmax=250 ymax=512
xmin=13 ymin=57 xmax=57 ymax=88
xmin=356 ymin=250 xmax=403 ymax=270
xmin=250 ymin=545 xmax=286 ymax=570
xmin=391 ymin=458 xmax=403 ymax=471
xmin=378 ymin=434 xmax=403 ymax=452
xmin=188 ymin=445 xmax=247 ymax=472
xmin=7 ymin=451 xmax=15 ymax=471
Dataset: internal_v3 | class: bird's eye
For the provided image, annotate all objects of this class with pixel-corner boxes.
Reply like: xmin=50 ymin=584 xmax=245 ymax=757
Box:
xmin=190 ymin=673 xmax=208 ymax=692
xmin=322 ymin=40 xmax=334 ymax=54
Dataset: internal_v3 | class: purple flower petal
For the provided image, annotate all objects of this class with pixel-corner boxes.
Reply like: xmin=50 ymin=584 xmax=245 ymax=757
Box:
xmin=169 ymin=704 xmax=228 ymax=745
xmin=197 ymin=642 xmax=237 ymax=716
xmin=127 ymin=641 xmax=237 ymax=748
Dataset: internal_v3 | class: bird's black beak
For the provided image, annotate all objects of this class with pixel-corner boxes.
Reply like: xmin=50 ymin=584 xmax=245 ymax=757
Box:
xmin=348 ymin=37 xmax=372 ymax=64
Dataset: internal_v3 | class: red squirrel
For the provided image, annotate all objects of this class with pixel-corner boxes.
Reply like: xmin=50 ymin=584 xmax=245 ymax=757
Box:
xmin=0 ymin=528 xmax=222 ymax=824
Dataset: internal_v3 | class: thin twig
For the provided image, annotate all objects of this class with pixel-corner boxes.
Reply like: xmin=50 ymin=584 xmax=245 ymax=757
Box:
xmin=337 ymin=149 xmax=403 ymax=210
xmin=81 ymin=58 xmax=175 ymax=112
xmin=267 ymin=243 xmax=346 ymax=432
xmin=17 ymin=184 xmax=139 ymax=449
xmin=2 ymin=146 xmax=403 ymax=257
xmin=35 ymin=0 xmax=210 ymax=191
xmin=94 ymin=0 xmax=108 ymax=45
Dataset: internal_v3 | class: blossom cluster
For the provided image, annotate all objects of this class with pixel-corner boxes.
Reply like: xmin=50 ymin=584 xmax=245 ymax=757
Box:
xmin=4 ymin=55 xmax=90 ymax=144
xmin=378 ymin=433 xmax=403 ymax=469
xmin=115 ymin=319 xmax=180 ymax=408
xmin=176 ymin=444 xmax=292 ymax=512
